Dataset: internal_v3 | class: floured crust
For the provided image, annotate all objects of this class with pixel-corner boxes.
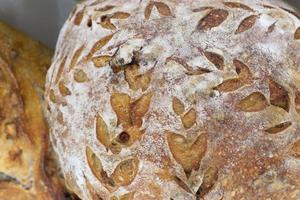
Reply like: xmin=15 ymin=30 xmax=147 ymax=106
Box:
xmin=46 ymin=0 xmax=300 ymax=199
xmin=0 ymin=22 xmax=65 ymax=199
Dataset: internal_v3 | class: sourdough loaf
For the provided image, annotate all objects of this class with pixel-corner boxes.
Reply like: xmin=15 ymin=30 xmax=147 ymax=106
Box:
xmin=0 ymin=22 xmax=66 ymax=200
xmin=46 ymin=0 xmax=300 ymax=199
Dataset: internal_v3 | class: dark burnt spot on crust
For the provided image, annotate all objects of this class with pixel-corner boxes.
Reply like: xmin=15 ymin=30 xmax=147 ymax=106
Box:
xmin=118 ymin=131 xmax=130 ymax=143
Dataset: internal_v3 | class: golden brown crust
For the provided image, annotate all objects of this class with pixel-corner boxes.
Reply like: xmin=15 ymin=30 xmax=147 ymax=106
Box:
xmin=0 ymin=21 xmax=65 ymax=199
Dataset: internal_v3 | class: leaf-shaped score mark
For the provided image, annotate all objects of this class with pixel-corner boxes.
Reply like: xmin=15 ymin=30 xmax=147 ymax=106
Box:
xmin=73 ymin=9 xmax=84 ymax=26
xmin=234 ymin=59 xmax=252 ymax=83
xmin=167 ymin=131 xmax=207 ymax=177
xmin=166 ymin=56 xmax=211 ymax=75
xmin=181 ymin=108 xmax=197 ymax=129
xmin=111 ymin=92 xmax=152 ymax=128
xmin=86 ymin=34 xmax=114 ymax=60
xmin=197 ymin=9 xmax=229 ymax=31
xmin=264 ymin=121 xmax=292 ymax=134
xmin=86 ymin=147 xmax=139 ymax=191
xmin=268 ymin=79 xmax=290 ymax=112
xmin=58 ymin=81 xmax=71 ymax=96
xmin=92 ymin=55 xmax=111 ymax=68
xmin=214 ymin=79 xmax=244 ymax=92
xmin=95 ymin=5 xmax=115 ymax=12
xmin=236 ymin=92 xmax=269 ymax=112
xmin=196 ymin=166 xmax=218 ymax=199
xmin=49 ymin=89 xmax=57 ymax=103
xmin=172 ymin=97 xmax=197 ymax=129
xmin=111 ymin=93 xmax=131 ymax=127
xmin=124 ymin=63 xmax=152 ymax=91
xmin=266 ymin=22 xmax=276 ymax=34
xmin=96 ymin=114 xmax=111 ymax=150
xmin=103 ymin=92 xmax=151 ymax=153
xmin=74 ymin=69 xmax=88 ymax=83
xmin=100 ymin=15 xmax=116 ymax=30
xmin=111 ymin=157 xmax=139 ymax=187
xmin=223 ymin=2 xmax=254 ymax=11
xmin=214 ymin=59 xmax=252 ymax=92
xmin=100 ymin=12 xmax=130 ymax=30
xmin=290 ymin=140 xmax=300 ymax=159
xmin=204 ymin=51 xmax=224 ymax=70
xmin=172 ymin=97 xmax=185 ymax=115
xmin=144 ymin=1 xmax=171 ymax=19
xmin=130 ymin=92 xmax=153 ymax=127
xmin=295 ymin=27 xmax=300 ymax=40
xmin=96 ymin=124 xmax=143 ymax=155
xmin=69 ymin=45 xmax=85 ymax=70
xmin=86 ymin=147 xmax=116 ymax=191
xmin=235 ymin=15 xmax=259 ymax=34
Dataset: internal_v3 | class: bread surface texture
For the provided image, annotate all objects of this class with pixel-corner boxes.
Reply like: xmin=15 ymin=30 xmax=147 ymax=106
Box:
xmin=0 ymin=22 xmax=65 ymax=200
xmin=46 ymin=0 xmax=300 ymax=199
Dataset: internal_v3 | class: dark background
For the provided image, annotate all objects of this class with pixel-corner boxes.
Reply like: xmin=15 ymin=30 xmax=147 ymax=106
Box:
xmin=0 ymin=0 xmax=299 ymax=49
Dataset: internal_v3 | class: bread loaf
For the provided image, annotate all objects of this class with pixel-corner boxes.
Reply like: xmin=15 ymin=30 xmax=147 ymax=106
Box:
xmin=0 ymin=22 xmax=66 ymax=200
xmin=46 ymin=0 xmax=300 ymax=199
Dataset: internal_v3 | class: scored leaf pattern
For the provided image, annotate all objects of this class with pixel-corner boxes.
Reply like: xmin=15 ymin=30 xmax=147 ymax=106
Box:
xmin=86 ymin=34 xmax=114 ymax=60
xmin=167 ymin=131 xmax=207 ymax=177
xmin=223 ymin=2 xmax=253 ymax=11
xmin=197 ymin=9 xmax=229 ymax=30
xmin=100 ymin=12 xmax=130 ymax=30
xmin=172 ymin=96 xmax=197 ymax=129
xmin=111 ymin=92 xmax=131 ymax=127
xmin=214 ymin=59 xmax=252 ymax=92
xmin=69 ymin=45 xmax=85 ymax=70
xmin=111 ymin=157 xmax=139 ymax=187
xmin=124 ymin=63 xmax=153 ymax=91
xmin=236 ymin=92 xmax=269 ymax=112
xmin=74 ymin=69 xmax=88 ymax=83
xmin=130 ymin=92 xmax=153 ymax=127
xmin=295 ymin=27 xmax=300 ymax=40
xmin=92 ymin=55 xmax=111 ymax=68
xmin=94 ymin=92 xmax=152 ymax=154
xmin=144 ymin=1 xmax=172 ymax=19
xmin=181 ymin=108 xmax=197 ymax=129
xmin=73 ymin=9 xmax=84 ymax=26
xmin=264 ymin=121 xmax=292 ymax=134
xmin=268 ymin=79 xmax=290 ymax=112
xmin=86 ymin=147 xmax=139 ymax=191
xmin=111 ymin=92 xmax=152 ymax=128
xmin=235 ymin=15 xmax=259 ymax=34
xmin=96 ymin=114 xmax=111 ymax=150
xmin=204 ymin=51 xmax=224 ymax=70
xmin=58 ymin=81 xmax=71 ymax=96
xmin=172 ymin=97 xmax=185 ymax=115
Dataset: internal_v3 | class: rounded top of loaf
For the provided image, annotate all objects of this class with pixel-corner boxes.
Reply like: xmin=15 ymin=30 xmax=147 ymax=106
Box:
xmin=46 ymin=0 xmax=300 ymax=199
